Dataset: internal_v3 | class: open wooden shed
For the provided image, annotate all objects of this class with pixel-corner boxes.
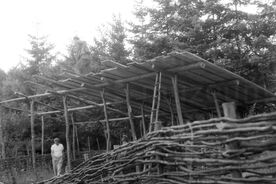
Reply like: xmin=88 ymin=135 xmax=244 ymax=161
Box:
xmin=0 ymin=51 xmax=275 ymax=171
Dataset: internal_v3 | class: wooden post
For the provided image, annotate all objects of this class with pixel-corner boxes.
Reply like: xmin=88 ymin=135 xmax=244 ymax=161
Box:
xmin=96 ymin=138 xmax=100 ymax=151
xmin=100 ymin=89 xmax=111 ymax=152
xmin=141 ymin=105 xmax=146 ymax=136
xmin=212 ymin=91 xmax=222 ymax=118
xmin=0 ymin=107 xmax=5 ymax=159
xmin=171 ymin=75 xmax=184 ymax=125
xmin=88 ymin=136 xmax=91 ymax=152
xmin=63 ymin=96 xmax=71 ymax=171
xmin=149 ymin=72 xmax=162 ymax=132
xmin=71 ymin=114 xmax=76 ymax=160
xmin=222 ymin=102 xmax=242 ymax=178
xmin=41 ymin=116 xmax=44 ymax=155
xmin=166 ymin=97 xmax=175 ymax=126
xmin=125 ymin=83 xmax=137 ymax=141
xmin=75 ymin=125 xmax=80 ymax=154
xmin=30 ymin=100 xmax=36 ymax=170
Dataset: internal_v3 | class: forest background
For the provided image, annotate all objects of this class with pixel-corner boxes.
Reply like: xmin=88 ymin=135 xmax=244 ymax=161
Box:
xmin=0 ymin=0 xmax=276 ymax=159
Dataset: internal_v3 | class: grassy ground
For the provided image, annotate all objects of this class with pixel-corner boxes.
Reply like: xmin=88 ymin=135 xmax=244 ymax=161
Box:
xmin=1 ymin=165 xmax=54 ymax=184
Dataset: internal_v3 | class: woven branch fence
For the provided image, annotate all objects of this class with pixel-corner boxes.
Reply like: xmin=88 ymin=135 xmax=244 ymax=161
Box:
xmin=40 ymin=112 xmax=276 ymax=184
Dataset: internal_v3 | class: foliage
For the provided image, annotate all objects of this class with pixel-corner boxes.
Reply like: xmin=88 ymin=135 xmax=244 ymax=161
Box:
xmin=91 ymin=15 xmax=130 ymax=65
xmin=129 ymin=0 xmax=276 ymax=90
xmin=1 ymin=0 xmax=276 ymax=160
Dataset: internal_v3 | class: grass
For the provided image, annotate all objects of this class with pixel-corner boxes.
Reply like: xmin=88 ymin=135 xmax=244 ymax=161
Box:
xmin=1 ymin=164 xmax=55 ymax=184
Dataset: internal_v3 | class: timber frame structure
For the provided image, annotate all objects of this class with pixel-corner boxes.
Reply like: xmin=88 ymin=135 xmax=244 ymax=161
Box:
xmin=0 ymin=51 xmax=275 ymax=171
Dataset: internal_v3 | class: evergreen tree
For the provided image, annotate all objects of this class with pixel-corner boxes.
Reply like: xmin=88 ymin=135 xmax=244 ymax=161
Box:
xmin=91 ymin=15 xmax=130 ymax=65
xmin=130 ymin=0 xmax=276 ymax=90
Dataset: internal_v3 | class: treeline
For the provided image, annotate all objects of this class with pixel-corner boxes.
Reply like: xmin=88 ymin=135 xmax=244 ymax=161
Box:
xmin=0 ymin=0 xmax=276 ymax=158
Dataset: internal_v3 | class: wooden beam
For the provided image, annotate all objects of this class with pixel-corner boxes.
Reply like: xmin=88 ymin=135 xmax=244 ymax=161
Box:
xmin=125 ymin=83 xmax=137 ymax=141
xmin=73 ymin=115 xmax=148 ymax=125
xmin=141 ymin=105 xmax=146 ymax=136
xmin=30 ymin=100 xmax=36 ymax=170
xmin=102 ymin=60 xmax=128 ymax=68
xmin=0 ymin=62 xmax=211 ymax=105
xmin=75 ymin=125 xmax=80 ymax=154
xmin=211 ymin=91 xmax=222 ymax=118
xmin=15 ymin=91 xmax=59 ymax=110
xmin=62 ymin=96 xmax=71 ymax=170
xmin=100 ymin=90 xmax=111 ymax=152
xmin=87 ymin=136 xmax=91 ymax=152
xmin=71 ymin=114 xmax=76 ymax=160
xmin=0 ymin=107 xmax=5 ymax=159
xmin=149 ymin=73 xmax=159 ymax=132
xmin=171 ymin=75 xmax=184 ymax=125
xmin=2 ymin=105 xmax=28 ymax=112
xmin=166 ymin=97 xmax=175 ymax=126
xmin=41 ymin=116 xmax=44 ymax=155
xmin=248 ymin=96 xmax=276 ymax=104
xmin=0 ymin=88 xmax=85 ymax=104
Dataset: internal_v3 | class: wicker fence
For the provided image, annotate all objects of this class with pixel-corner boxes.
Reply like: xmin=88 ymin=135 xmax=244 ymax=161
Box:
xmin=42 ymin=112 xmax=276 ymax=184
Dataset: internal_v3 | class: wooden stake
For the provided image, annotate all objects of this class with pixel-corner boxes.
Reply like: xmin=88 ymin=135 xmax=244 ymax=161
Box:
xmin=63 ymin=96 xmax=71 ymax=170
xmin=171 ymin=75 xmax=184 ymax=125
xmin=166 ymin=97 xmax=175 ymax=126
xmin=125 ymin=83 xmax=137 ymax=141
xmin=140 ymin=105 xmax=146 ymax=136
xmin=149 ymin=73 xmax=162 ymax=132
xmin=155 ymin=73 xmax=162 ymax=129
xmin=212 ymin=91 xmax=222 ymax=118
xmin=30 ymin=100 xmax=36 ymax=170
xmin=0 ymin=107 xmax=5 ymax=159
xmin=71 ymin=114 xmax=76 ymax=160
xmin=100 ymin=89 xmax=111 ymax=152
xmin=222 ymin=102 xmax=241 ymax=178
xmin=88 ymin=136 xmax=91 ymax=152
xmin=41 ymin=116 xmax=44 ymax=155
xmin=96 ymin=138 xmax=100 ymax=151
xmin=75 ymin=125 xmax=80 ymax=154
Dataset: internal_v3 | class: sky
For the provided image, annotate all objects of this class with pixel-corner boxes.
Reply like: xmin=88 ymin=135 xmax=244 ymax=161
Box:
xmin=0 ymin=0 xmax=258 ymax=72
xmin=0 ymin=0 xmax=137 ymax=72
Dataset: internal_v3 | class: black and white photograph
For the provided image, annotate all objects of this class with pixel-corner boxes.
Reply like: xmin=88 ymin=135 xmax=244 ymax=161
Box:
xmin=0 ymin=0 xmax=276 ymax=183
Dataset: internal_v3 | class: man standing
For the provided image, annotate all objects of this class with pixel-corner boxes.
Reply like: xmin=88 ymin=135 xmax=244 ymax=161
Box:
xmin=70 ymin=36 xmax=93 ymax=74
xmin=51 ymin=138 xmax=64 ymax=176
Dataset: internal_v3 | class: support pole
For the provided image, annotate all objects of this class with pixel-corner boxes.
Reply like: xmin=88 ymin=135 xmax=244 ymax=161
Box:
xmin=149 ymin=73 xmax=162 ymax=132
xmin=222 ymin=102 xmax=242 ymax=178
xmin=71 ymin=114 xmax=76 ymax=160
xmin=76 ymin=125 xmax=80 ymax=154
xmin=140 ymin=105 xmax=146 ymax=136
xmin=171 ymin=75 xmax=184 ymax=125
xmin=125 ymin=83 xmax=137 ymax=141
xmin=88 ymin=136 xmax=91 ymax=152
xmin=0 ymin=107 xmax=5 ymax=159
xmin=96 ymin=138 xmax=100 ymax=151
xmin=30 ymin=100 xmax=36 ymax=170
xmin=100 ymin=89 xmax=111 ymax=152
xmin=166 ymin=97 xmax=175 ymax=126
xmin=63 ymin=96 xmax=71 ymax=171
xmin=41 ymin=116 xmax=44 ymax=155
xmin=212 ymin=91 xmax=222 ymax=118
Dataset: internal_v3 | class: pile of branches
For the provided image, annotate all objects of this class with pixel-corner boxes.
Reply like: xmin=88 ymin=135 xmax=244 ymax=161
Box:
xmin=41 ymin=112 xmax=276 ymax=184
